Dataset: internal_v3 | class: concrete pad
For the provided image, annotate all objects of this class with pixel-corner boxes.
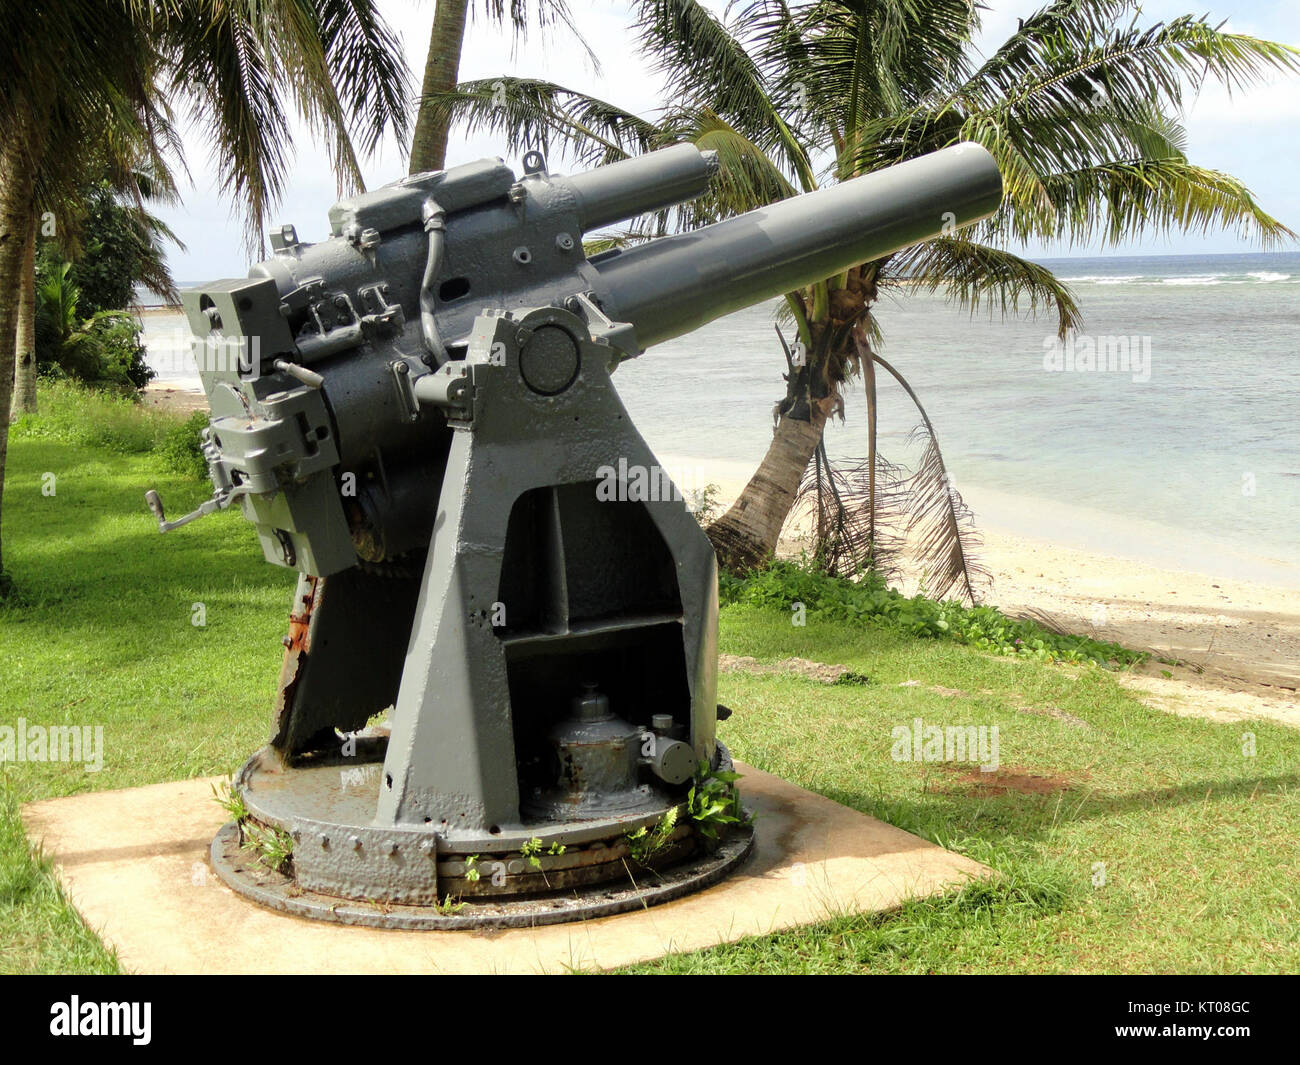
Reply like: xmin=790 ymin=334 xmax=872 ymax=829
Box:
xmin=21 ymin=764 xmax=990 ymax=974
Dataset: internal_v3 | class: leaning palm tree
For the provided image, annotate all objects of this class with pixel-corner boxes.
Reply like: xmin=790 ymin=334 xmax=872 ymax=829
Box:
xmin=422 ymin=0 xmax=1297 ymax=597
xmin=0 ymin=0 xmax=411 ymax=594
xmin=410 ymin=0 xmax=594 ymax=173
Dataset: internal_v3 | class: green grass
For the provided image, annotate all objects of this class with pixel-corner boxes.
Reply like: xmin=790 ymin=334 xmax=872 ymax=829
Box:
xmin=621 ymin=609 xmax=1300 ymax=972
xmin=2 ymin=385 xmax=1297 ymax=973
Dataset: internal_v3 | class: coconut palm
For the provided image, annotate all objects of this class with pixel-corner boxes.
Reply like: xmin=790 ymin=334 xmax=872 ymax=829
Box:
xmin=421 ymin=0 xmax=1298 ymax=597
xmin=13 ymin=145 xmax=186 ymax=418
xmin=410 ymin=0 xmax=594 ymax=173
xmin=0 ymin=0 xmax=412 ymax=594
xmin=31 ymin=262 xmax=152 ymax=389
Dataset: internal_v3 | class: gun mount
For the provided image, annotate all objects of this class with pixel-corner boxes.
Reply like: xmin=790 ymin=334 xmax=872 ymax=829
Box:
xmin=155 ymin=142 xmax=1002 ymax=927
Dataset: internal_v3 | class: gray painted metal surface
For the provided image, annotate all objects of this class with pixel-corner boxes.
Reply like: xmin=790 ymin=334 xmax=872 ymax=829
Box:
xmin=149 ymin=142 xmax=1001 ymax=922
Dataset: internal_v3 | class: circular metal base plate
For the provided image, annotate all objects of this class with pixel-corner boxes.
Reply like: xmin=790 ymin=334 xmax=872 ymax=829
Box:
xmin=210 ymin=820 xmax=755 ymax=929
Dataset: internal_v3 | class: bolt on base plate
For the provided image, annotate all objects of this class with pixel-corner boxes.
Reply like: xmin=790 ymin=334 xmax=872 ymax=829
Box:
xmin=209 ymin=819 xmax=754 ymax=929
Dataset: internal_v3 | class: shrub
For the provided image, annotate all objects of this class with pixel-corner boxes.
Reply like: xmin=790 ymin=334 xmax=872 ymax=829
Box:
xmin=157 ymin=411 xmax=211 ymax=480
xmin=721 ymin=558 xmax=1145 ymax=667
xmin=11 ymin=381 xmax=173 ymax=455
xmin=33 ymin=262 xmax=155 ymax=390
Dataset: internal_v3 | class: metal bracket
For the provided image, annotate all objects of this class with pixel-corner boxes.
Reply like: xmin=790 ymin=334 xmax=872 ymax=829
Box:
xmin=145 ymin=482 xmax=253 ymax=533
xmin=412 ymin=363 xmax=473 ymax=422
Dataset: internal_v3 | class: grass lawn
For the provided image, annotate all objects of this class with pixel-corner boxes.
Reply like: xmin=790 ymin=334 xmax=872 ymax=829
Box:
xmin=2 ymin=391 xmax=1297 ymax=973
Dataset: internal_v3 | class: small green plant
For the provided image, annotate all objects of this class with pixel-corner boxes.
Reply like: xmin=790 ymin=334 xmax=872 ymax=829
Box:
xmin=157 ymin=411 xmax=211 ymax=480
xmin=687 ymin=483 xmax=723 ymax=526
xmin=626 ymin=807 xmax=679 ymax=865
xmin=211 ymin=780 xmax=249 ymax=826
xmin=240 ymin=821 xmax=294 ymax=874
xmin=520 ymin=836 xmax=566 ymax=869
xmin=687 ymin=762 xmax=748 ymax=840
xmin=434 ymin=894 xmax=465 ymax=915
xmin=464 ymin=854 xmax=480 ymax=882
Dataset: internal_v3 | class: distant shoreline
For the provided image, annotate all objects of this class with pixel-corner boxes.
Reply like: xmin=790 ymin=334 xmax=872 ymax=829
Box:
xmin=140 ymin=380 xmax=1298 ymax=589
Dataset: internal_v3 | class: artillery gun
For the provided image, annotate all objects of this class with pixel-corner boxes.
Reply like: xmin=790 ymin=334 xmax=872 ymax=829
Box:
xmin=147 ymin=142 xmax=1002 ymax=926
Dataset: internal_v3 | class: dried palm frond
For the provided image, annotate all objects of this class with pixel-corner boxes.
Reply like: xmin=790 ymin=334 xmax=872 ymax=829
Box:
xmin=790 ymin=442 xmax=907 ymax=581
xmin=865 ymin=347 xmax=988 ymax=603
xmin=901 ymin=424 xmax=988 ymax=603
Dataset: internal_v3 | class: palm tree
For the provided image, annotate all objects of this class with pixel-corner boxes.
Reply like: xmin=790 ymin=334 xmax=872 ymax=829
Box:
xmin=13 ymin=142 xmax=186 ymax=418
xmin=0 ymin=0 xmax=412 ymax=595
xmin=31 ymin=262 xmax=149 ymax=388
xmin=11 ymin=228 xmax=36 ymax=418
xmin=410 ymin=0 xmax=593 ymax=173
xmin=422 ymin=0 xmax=1298 ymax=596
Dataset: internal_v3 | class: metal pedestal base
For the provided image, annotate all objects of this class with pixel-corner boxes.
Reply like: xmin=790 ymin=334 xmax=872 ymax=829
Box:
xmin=209 ymin=740 xmax=754 ymax=928
xmin=210 ymin=819 xmax=754 ymax=929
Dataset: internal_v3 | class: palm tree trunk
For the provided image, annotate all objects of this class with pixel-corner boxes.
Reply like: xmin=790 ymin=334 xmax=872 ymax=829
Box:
xmin=11 ymin=222 xmax=36 ymax=417
xmin=862 ymin=344 xmax=878 ymax=563
xmin=706 ymin=410 xmax=826 ymax=571
xmin=0 ymin=114 xmax=44 ymax=594
xmin=410 ymin=0 xmax=470 ymax=174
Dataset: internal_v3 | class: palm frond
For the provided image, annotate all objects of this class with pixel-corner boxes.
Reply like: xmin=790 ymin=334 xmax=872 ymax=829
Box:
xmin=315 ymin=0 xmax=414 ymax=155
xmin=635 ymin=0 xmax=816 ymax=189
xmin=868 ymin=346 xmax=987 ymax=604
xmin=882 ymin=238 xmax=1083 ymax=338
xmin=790 ymin=441 xmax=907 ymax=581
xmin=1024 ymin=160 xmax=1298 ymax=248
xmin=475 ymin=0 xmax=601 ymax=70
xmin=168 ymin=7 xmax=295 ymax=251
xmin=424 ymin=77 xmax=663 ymax=167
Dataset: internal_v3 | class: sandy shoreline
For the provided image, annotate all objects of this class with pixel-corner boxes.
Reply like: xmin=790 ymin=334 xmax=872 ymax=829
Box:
xmin=144 ymin=385 xmax=1298 ymax=728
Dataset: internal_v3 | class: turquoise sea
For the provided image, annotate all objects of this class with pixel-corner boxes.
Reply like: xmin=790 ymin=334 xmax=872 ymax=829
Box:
xmin=613 ymin=252 xmax=1300 ymax=575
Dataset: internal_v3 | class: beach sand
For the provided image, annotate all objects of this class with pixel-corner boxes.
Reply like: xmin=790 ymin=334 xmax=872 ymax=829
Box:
xmin=142 ymin=381 xmax=208 ymax=415
xmin=661 ymin=452 xmax=1299 ymax=729
xmin=973 ymin=528 xmax=1299 ymax=729
xmin=144 ymin=388 xmax=1298 ymax=729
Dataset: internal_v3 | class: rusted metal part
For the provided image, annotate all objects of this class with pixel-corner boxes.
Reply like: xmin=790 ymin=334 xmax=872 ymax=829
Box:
xmin=269 ymin=575 xmax=320 ymax=754
xmin=266 ymin=567 xmax=424 ymax=758
xmin=436 ymin=824 xmax=698 ymax=897
xmin=210 ymin=818 xmax=754 ymax=930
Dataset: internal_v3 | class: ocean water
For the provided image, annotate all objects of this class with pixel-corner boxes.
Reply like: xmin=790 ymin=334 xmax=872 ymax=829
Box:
xmin=143 ymin=251 xmax=1300 ymax=574
xmin=612 ymin=252 xmax=1300 ymax=573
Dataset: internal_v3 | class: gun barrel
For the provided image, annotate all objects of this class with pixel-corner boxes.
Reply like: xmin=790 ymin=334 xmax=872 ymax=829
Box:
xmin=586 ymin=142 xmax=1002 ymax=350
xmin=562 ymin=142 xmax=718 ymax=232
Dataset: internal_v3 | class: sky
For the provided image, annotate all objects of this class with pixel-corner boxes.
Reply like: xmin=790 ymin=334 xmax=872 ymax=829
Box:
xmin=155 ymin=0 xmax=1300 ymax=281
